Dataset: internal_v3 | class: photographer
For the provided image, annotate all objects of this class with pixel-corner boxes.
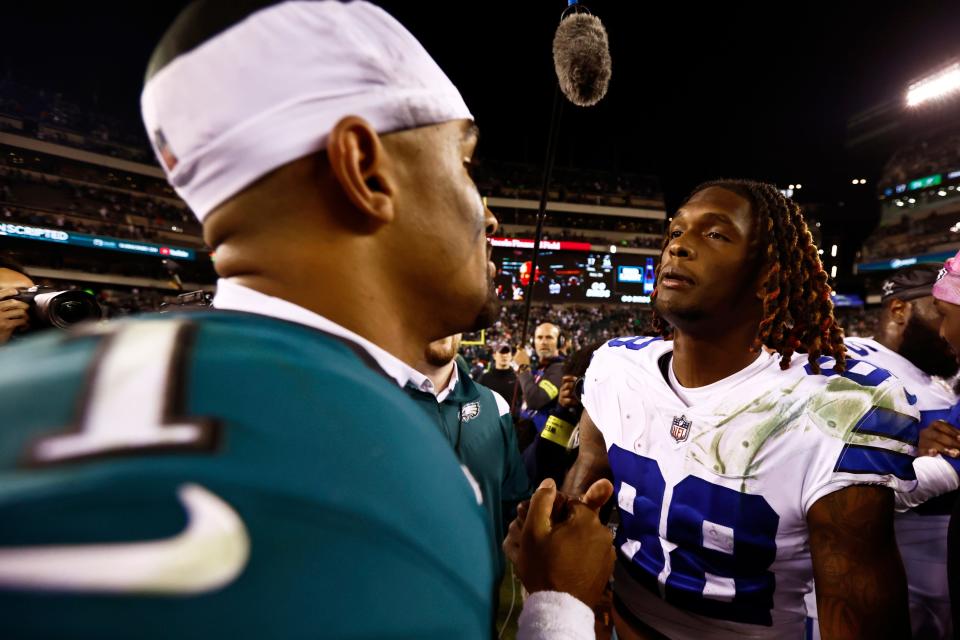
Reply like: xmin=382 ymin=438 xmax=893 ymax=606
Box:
xmin=0 ymin=256 xmax=34 ymax=344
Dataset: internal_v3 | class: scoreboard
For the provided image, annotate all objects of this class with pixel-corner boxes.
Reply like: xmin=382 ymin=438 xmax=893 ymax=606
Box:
xmin=492 ymin=247 xmax=657 ymax=304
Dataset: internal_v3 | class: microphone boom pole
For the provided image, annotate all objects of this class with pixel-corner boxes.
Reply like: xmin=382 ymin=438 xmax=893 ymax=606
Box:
xmin=516 ymin=0 xmax=609 ymax=351
xmin=517 ymin=85 xmax=564 ymax=350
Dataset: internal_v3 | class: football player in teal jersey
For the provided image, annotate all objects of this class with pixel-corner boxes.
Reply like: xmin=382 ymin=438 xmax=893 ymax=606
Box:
xmin=0 ymin=1 xmax=615 ymax=638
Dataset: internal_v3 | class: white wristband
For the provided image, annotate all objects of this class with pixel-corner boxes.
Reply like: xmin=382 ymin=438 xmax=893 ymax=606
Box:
xmin=517 ymin=591 xmax=595 ymax=640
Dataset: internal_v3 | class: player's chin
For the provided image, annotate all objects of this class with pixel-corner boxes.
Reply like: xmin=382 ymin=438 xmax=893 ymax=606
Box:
xmin=463 ymin=278 xmax=498 ymax=332
xmin=654 ymin=294 xmax=703 ymax=325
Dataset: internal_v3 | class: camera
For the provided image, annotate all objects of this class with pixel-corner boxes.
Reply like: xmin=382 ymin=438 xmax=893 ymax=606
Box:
xmin=159 ymin=289 xmax=213 ymax=312
xmin=12 ymin=286 xmax=102 ymax=329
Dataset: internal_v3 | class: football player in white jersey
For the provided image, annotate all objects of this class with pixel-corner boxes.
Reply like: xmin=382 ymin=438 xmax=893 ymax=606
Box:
xmin=804 ymin=264 xmax=959 ymax=639
xmin=562 ymin=180 xmax=919 ymax=640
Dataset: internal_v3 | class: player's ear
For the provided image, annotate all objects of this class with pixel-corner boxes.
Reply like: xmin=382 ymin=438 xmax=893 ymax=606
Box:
xmin=326 ymin=116 xmax=396 ymax=226
xmin=888 ymin=299 xmax=909 ymax=325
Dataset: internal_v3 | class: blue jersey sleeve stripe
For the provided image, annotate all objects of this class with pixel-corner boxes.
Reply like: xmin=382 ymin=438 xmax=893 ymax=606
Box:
xmin=834 ymin=444 xmax=917 ymax=481
xmin=919 ymin=408 xmax=951 ymax=429
xmin=607 ymin=336 xmax=661 ymax=351
xmin=851 ymin=407 xmax=919 ymax=446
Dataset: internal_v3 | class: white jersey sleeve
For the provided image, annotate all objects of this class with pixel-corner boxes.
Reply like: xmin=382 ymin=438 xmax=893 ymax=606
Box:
xmin=895 ymin=455 xmax=960 ymax=511
xmin=798 ymin=358 xmax=921 ymax=514
xmin=582 ymin=336 xmax=663 ymax=448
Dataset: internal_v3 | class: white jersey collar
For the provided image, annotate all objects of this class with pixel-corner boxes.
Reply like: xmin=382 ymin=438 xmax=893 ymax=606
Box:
xmin=213 ymin=278 xmax=429 ymax=391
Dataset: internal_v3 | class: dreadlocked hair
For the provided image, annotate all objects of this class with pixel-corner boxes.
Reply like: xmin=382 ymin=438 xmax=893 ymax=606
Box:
xmin=650 ymin=179 xmax=846 ymax=374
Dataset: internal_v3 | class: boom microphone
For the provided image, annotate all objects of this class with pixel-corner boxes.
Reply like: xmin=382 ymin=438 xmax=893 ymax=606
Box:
xmin=513 ymin=0 xmax=612 ymax=379
xmin=553 ymin=2 xmax=611 ymax=107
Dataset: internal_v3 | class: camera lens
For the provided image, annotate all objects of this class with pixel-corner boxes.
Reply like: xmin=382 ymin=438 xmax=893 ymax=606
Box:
xmin=33 ymin=290 xmax=101 ymax=329
xmin=56 ymin=300 xmax=92 ymax=324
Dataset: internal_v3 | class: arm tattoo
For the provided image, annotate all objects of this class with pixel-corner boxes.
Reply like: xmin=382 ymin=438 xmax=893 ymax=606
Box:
xmin=808 ymin=485 xmax=910 ymax=639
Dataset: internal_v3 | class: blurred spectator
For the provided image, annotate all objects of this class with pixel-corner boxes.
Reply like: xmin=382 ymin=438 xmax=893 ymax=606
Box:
xmin=480 ymin=342 xmax=521 ymax=420
xmin=835 ymin=306 xmax=882 ymax=337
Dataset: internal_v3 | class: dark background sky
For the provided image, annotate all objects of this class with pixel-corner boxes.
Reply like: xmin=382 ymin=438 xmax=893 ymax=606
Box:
xmin=2 ymin=1 xmax=959 ymax=270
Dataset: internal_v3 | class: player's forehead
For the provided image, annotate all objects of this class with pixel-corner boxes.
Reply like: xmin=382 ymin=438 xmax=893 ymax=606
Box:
xmin=673 ymin=187 xmax=754 ymax=234
xmin=395 ymin=118 xmax=477 ymax=155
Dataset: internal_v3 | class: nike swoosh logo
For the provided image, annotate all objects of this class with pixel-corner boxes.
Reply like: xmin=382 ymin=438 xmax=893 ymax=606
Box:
xmin=904 ymin=389 xmax=918 ymax=406
xmin=0 ymin=484 xmax=250 ymax=594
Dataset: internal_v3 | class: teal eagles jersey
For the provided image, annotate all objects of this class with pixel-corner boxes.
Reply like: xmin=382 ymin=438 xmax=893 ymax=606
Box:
xmin=404 ymin=361 xmax=531 ymax=577
xmin=0 ymin=312 xmax=495 ymax=638
xmin=583 ymin=336 xmax=920 ymax=640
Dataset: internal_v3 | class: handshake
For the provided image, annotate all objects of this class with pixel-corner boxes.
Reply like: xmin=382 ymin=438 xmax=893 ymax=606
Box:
xmin=503 ymin=477 xmax=617 ymax=609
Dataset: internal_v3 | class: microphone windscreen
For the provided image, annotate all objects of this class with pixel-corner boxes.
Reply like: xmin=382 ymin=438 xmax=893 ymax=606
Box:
xmin=552 ymin=12 xmax=611 ymax=107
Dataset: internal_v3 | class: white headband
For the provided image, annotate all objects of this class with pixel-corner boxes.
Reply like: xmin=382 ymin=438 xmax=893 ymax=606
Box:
xmin=141 ymin=0 xmax=472 ymax=222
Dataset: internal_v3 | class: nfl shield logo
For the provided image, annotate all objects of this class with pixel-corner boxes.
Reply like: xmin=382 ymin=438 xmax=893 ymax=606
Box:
xmin=670 ymin=414 xmax=692 ymax=443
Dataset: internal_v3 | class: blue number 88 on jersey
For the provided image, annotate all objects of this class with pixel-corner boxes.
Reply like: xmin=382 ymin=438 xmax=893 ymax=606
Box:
xmin=610 ymin=446 xmax=780 ymax=626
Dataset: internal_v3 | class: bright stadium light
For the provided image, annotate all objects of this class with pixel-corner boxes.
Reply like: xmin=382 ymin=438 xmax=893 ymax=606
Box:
xmin=830 ymin=265 xmax=838 ymax=279
xmin=789 ymin=184 xmax=795 ymax=190
xmin=851 ymin=179 xmax=858 ymax=185
xmin=907 ymin=63 xmax=960 ymax=107
xmin=830 ymin=244 xmax=838 ymax=257
xmin=796 ymin=183 xmax=802 ymax=189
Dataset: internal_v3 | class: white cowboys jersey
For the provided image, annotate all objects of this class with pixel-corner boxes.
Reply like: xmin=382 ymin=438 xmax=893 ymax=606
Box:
xmin=805 ymin=337 xmax=958 ymax=640
xmin=583 ymin=336 xmax=920 ymax=640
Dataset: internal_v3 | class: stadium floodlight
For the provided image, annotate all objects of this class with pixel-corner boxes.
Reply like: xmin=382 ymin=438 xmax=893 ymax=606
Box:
xmin=789 ymin=184 xmax=795 ymax=190
xmin=796 ymin=183 xmax=802 ymax=189
xmin=830 ymin=265 xmax=838 ymax=279
xmin=907 ymin=63 xmax=960 ymax=107
xmin=831 ymin=244 xmax=838 ymax=257
xmin=851 ymin=179 xmax=858 ymax=185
